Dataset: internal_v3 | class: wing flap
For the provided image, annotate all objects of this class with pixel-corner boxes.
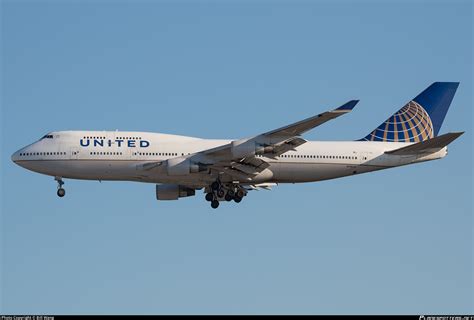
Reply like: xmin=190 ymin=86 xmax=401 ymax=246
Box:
xmin=248 ymin=183 xmax=278 ymax=190
xmin=232 ymin=163 xmax=262 ymax=175
xmin=240 ymin=156 xmax=270 ymax=169
xmin=271 ymin=137 xmax=307 ymax=156
xmin=220 ymin=167 xmax=253 ymax=181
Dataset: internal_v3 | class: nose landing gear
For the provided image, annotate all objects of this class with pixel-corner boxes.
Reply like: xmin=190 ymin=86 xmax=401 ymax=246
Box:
xmin=55 ymin=177 xmax=65 ymax=197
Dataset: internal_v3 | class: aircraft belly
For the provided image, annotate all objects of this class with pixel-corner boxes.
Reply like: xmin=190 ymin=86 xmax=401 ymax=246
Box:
xmin=271 ymin=162 xmax=356 ymax=183
xmin=20 ymin=160 xmax=137 ymax=180
xmin=19 ymin=158 xmax=398 ymax=185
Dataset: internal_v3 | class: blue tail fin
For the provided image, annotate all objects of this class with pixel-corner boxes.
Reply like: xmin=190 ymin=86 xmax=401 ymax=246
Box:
xmin=360 ymin=82 xmax=459 ymax=142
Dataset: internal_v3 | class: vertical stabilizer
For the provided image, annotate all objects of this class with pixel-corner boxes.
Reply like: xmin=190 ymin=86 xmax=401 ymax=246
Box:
xmin=360 ymin=82 xmax=459 ymax=142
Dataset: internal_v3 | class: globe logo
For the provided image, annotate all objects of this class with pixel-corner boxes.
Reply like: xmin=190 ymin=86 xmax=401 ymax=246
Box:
xmin=365 ymin=100 xmax=434 ymax=142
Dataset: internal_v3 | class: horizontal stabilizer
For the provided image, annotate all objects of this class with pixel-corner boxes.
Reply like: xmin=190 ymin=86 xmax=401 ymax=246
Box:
xmin=385 ymin=132 xmax=464 ymax=155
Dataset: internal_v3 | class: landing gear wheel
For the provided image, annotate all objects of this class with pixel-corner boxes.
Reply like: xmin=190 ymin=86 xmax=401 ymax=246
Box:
xmin=236 ymin=189 xmax=245 ymax=198
xmin=211 ymin=181 xmax=220 ymax=191
xmin=57 ymin=188 xmax=65 ymax=197
xmin=211 ymin=200 xmax=220 ymax=209
xmin=227 ymin=189 xmax=235 ymax=197
xmin=205 ymin=193 xmax=214 ymax=202
xmin=234 ymin=196 xmax=242 ymax=203
xmin=55 ymin=177 xmax=65 ymax=197
xmin=217 ymin=188 xmax=225 ymax=198
xmin=225 ymin=194 xmax=233 ymax=202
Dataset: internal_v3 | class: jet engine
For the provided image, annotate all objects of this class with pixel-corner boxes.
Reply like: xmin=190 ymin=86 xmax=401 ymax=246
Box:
xmin=166 ymin=157 xmax=207 ymax=175
xmin=156 ymin=184 xmax=196 ymax=200
xmin=231 ymin=139 xmax=274 ymax=158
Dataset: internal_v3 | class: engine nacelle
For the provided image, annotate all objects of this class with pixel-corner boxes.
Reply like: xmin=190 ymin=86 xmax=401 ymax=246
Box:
xmin=156 ymin=184 xmax=196 ymax=200
xmin=231 ymin=140 xmax=274 ymax=158
xmin=166 ymin=157 xmax=207 ymax=175
xmin=251 ymin=168 xmax=274 ymax=183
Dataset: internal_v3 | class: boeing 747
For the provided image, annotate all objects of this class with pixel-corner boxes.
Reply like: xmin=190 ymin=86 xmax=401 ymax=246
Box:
xmin=11 ymin=82 xmax=463 ymax=208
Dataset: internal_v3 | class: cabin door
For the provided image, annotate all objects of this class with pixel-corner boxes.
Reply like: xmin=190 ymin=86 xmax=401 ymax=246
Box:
xmin=70 ymin=147 xmax=80 ymax=160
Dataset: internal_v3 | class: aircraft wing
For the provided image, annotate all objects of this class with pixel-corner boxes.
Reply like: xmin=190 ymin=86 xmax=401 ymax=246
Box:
xmin=184 ymin=100 xmax=359 ymax=180
xmin=262 ymin=100 xmax=359 ymax=138
xmin=141 ymin=100 xmax=358 ymax=181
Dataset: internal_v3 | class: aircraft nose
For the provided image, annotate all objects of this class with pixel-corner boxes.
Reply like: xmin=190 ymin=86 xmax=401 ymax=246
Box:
xmin=11 ymin=149 xmax=22 ymax=163
xmin=11 ymin=151 xmax=18 ymax=163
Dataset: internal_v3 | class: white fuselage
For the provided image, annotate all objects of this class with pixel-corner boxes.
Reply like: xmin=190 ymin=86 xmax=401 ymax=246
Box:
xmin=11 ymin=130 xmax=447 ymax=187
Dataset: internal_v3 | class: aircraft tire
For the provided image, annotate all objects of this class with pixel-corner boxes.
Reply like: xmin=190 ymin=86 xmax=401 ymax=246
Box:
xmin=57 ymin=188 xmax=65 ymax=197
xmin=205 ymin=193 xmax=214 ymax=201
xmin=236 ymin=189 xmax=245 ymax=198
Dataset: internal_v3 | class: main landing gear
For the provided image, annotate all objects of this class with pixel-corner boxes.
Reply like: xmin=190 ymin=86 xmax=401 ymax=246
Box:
xmin=55 ymin=176 xmax=65 ymax=197
xmin=205 ymin=181 xmax=247 ymax=209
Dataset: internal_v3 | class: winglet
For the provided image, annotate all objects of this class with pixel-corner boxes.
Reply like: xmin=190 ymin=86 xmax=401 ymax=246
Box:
xmin=336 ymin=100 xmax=359 ymax=111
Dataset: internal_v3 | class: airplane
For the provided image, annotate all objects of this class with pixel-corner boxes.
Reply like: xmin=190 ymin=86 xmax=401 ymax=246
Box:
xmin=11 ymin=82 xmax=464 ymax=209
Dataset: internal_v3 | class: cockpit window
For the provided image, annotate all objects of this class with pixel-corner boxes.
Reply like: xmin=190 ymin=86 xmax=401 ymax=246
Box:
xmin=41 ymin=134 xmax=54 ymax=139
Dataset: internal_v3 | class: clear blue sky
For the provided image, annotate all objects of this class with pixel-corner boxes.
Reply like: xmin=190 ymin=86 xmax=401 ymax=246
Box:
xmin=1 ymin=0 xmax=472 ymax=314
